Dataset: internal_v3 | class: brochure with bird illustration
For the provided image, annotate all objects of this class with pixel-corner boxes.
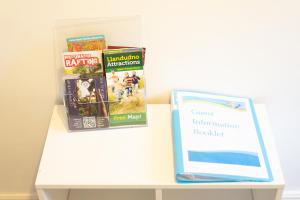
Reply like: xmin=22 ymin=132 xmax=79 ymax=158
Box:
xmin=62 ymin=51 xmax=103 ymax=75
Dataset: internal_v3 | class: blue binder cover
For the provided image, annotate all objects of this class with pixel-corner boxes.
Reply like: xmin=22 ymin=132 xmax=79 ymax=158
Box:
xmin=171 ymin=89 xmax=273 ymax=183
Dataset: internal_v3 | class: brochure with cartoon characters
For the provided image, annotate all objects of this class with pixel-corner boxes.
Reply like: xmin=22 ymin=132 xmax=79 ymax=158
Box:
xmin=64 ymin=75 xmax=109 ymax=130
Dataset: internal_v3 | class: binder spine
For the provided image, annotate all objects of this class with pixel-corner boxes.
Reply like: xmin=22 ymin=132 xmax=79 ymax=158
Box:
xmin=171 ymin=91 xmax=184 ymax=180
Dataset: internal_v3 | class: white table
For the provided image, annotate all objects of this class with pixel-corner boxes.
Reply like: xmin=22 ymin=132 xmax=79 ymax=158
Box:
xmin=35 ymin=104 xmax=284 ymax=200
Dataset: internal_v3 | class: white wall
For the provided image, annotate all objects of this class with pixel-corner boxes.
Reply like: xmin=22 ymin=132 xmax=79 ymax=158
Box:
xmin=1 ymin=0 xmax=300 ymax=198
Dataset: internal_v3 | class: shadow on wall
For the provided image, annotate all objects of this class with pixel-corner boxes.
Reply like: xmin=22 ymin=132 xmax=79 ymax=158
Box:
xmin=146 ymin=90 xmax=170 ymax=104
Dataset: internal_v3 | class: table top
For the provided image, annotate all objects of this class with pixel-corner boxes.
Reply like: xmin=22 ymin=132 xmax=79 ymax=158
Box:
xmin=35 ymin=104 xmax=284 ymax=189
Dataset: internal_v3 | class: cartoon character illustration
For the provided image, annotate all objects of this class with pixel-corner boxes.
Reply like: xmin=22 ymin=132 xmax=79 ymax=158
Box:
xmin=79 ymin=80 xmax=91 ymax=98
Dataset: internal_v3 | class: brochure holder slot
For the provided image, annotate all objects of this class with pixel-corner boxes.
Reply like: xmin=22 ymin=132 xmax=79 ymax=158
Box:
xmin=55 ymin=16 xmax=147 ymax=131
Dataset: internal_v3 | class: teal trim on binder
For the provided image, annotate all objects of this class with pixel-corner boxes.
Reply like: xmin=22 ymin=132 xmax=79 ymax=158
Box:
xmin=172 ymin=110 xmax=184 ymax=174
xmin=172 ymin=89 xmax=250 ymax=100
xmin=182 ymin=96 xmax=246 ymax=111
xmin=249 ymin=99 xmax=273 ymax=181
xmin=176 ymin=171 xmax=272 ymax=183
xmin=188 ymin=151 xmax=260 ymax=167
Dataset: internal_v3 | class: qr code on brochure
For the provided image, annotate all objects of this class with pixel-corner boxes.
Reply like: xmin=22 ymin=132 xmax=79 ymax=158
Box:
xmin=83 ymin=116 xmax=97 ymax=128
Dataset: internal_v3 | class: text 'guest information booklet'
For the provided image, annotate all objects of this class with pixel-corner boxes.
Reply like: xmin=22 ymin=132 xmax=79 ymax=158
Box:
xmin=171 ymin=90 xmax=273 ymax=182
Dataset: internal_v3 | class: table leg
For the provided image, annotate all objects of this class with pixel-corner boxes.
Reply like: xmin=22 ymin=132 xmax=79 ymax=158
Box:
xmin=36 ymin=189 xmax=48 ymax=200
xmin=36 ymin=189 xmax=70 ymax=200
xmin=274 ymin=189 xmax=283 ymax=200
xmin=155 ymin=189 xmax=163 ymax=200
xmin=251 ymin=189 xmax=281 ymax=200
